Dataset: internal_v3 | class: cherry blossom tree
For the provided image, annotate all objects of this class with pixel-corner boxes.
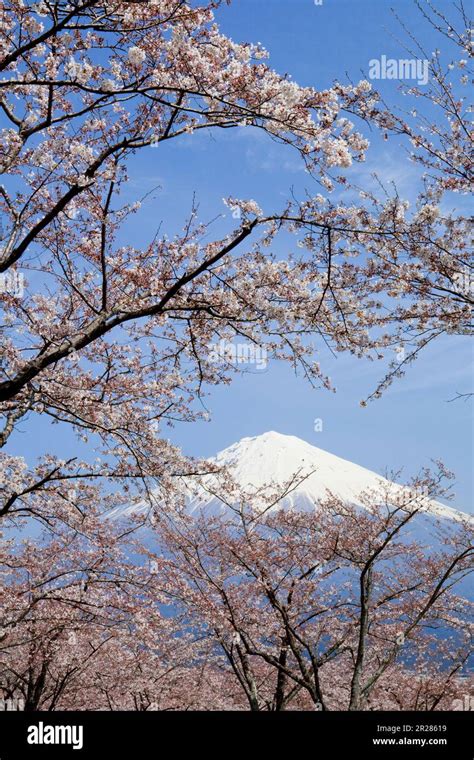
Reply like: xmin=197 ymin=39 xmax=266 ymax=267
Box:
xmin=146 ymin=468 xmax=473 ymax=711
xmin=1 ymin=0 xmax=471 ymax=540
xmin=345 ymin=0 xmax=473 ymax=399
xmin=0 ymin=498 xmax=272 ymax=711
xmin=0 ymin=501 xmax=225 ymax=710
xmin=1 ymin=458 xmax=472 ymax=711
xmin=0 ymin=0 xmax=376 ymax=536
xmin=0 ymin=0 xmax=472 ymax=713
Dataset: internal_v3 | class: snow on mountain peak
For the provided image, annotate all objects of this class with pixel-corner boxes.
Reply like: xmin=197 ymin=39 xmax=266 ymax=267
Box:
xmin=205 ymin=430 xmax=391 ymax=509
xmin=110 ymin=431 xmax=466 ymax=522
xmin=186 ymin=431 xmax=463 ymax=521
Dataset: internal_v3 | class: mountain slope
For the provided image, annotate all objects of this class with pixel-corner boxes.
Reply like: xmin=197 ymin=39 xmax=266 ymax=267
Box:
xmin=105 ymin=431 xmax=465 ymax=523
xmin=183 ymin=431 xmax=463 ymax=520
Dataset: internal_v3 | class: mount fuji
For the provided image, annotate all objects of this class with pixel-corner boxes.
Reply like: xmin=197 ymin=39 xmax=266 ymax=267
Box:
xmin=114 ymin=431 xmax=467 ymax=523
xmin=184 ymin=431 xmax=462 ymax=520
xmin=112 ymin=431 xmax=471 ymax=599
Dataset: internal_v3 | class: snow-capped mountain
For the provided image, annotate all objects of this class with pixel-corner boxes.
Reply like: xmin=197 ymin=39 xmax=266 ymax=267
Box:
xmin=113 ymin=431 xmax=466 ymax=522
xmin=183 ymin=431 xmax=463 ymax=520
xmin=112 ymin=431 xmax=471 ymax=595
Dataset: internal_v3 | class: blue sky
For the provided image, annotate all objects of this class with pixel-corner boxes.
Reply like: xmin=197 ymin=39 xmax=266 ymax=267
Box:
xmin=8 ymin=0 xmax=473 ymax=512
